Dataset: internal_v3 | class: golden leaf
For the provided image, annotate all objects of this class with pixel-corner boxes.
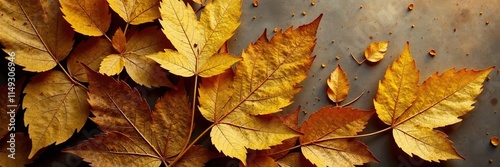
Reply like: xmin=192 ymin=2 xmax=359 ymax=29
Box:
xmin=300 ymin=106 xmax=378 ymax=167
xmin=374 ymin=42 xmax=419 ymax=125
xmin=393 ymin=124 xmax=463 ymax=162
xmin=60 ymin=0 xmax=111 ymax=36
xmin=112 ymin=28 xmax=127 ymax=53
xmin=67 ymin=38 xmax=114 ymax=82
xmin=198 ymin=16 xmax=322 ymax=164
xmin=64 ymin=68 xmax=212 ymax=166
xmin=171 ymin=146 xmax=221 ymax=167
xmin=327 ymin=65 xmax=349 ymax=103
xmin=0 ymin=78 xmax=24 ymax=138
xmin=374 ymin=42 xmax=494 ymax=161
xmin=108 ymin=0 xmax=160 ymax=25
xmin=0 ymin=133 xmax=33 ymax=167
xmin=100 ymin=27 xmax=175 ymax=88
xmin=23 ymin=70 xmax=89 ymax=158
xmin=0 ymin=0 xmax=74 ymax=72
xmin=364 ymin=41 xmax=389 ymax=62
xmin=276 ymin=152 xmax=315 ymax=167
xmin=148 ymin=0 xmax=241 ymax=77
xmin=240 ymin=156 xmax=278 ymax=167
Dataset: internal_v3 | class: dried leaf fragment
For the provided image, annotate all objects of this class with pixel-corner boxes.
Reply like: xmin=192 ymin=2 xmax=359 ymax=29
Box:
xmin=327 ymin=65 xmax=350 ymax=103
xmin=364 ymin=41 xmax=389 ymax=62
xmin=408 ymin=4 xmax=414 ymax=11
xmin=253 ymin=0 xmax=259 ymax=7
xmin=491 ymin=136 xmax=499 ymax=147
xmin=429 ymin=49 xmax=437 ymax=57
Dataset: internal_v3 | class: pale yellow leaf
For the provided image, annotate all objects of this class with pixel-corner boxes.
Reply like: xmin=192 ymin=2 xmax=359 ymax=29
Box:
xmin=24 ymin=70 xmax=89 ymax=158
xmin=300 ymin=106 xmax=378 ymax=167
xmin=64 ymin=68 xmax=191 ymax=165
xmin=112 ymin=28 xmax=127 ymax=53
xmin=159 ymin=0 xmax=199 ymax=57
xmin=67 ymin=37 xmax=114 ymax=82
xmin=276 ymin=152 xmax=314 ymax=167
xmin=0 ymin=133 xmax=33 ymax=167
xmin=393 ymin=124 xmax=463 ymax=162
xmin=99 ymin=54 xmax=125 ymax=76
xmin=374 ymin=42 xmax=419 ymax=125
xmin=364 ymin=41 xmax=389 ymax=62
xmin=60 ymin=0 xmax=111 ymax=36
xmin=198 ymin=53 xmax=241 ymax=77
xmin=198 ymin=0 xmax=242 ymax=64
xmin=395 ymin=67 xmax=494 ymax=128
xmin=108 ymin=0 xmax=160 ymax=25
xmin=327 ymin=65 xmax=349 ymax=103
xmin=148 ymin=49 xmax=196 ymax=77
xmin=0 ymin=0 xmax=74 ymax=72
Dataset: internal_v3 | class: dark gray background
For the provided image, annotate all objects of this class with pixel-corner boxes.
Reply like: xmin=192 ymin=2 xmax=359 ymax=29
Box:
xmin=226 ymin=0 xmax=500 ymax=166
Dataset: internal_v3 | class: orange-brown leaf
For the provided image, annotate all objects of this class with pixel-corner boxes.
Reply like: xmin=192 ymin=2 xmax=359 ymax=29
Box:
xmin=276 ymin=152 xmax=315 ymax=167
xmin=112 ymin=28 xmax=127 ymax=53
xmin=64 ymin=67 xmax=190 ymax=166
xmin=300 ymin=106 xmax=378 ymax=167
xmin=280 ymin=107 xmax=300 ymax=131
xmin=171 ymin=146 xmax=221 ymax=167
xmin=240 ymin=156 xmax=278 ymax=167
xmin=0 ymin=133 xmax=33 ymax=167
xmin=0 ymin=0 xmax=74 ymax=72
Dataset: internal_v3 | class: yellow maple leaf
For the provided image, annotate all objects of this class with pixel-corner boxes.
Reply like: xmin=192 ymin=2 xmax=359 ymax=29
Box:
xmin=99 ymin=27 xmax=175 ymax=88
xmin=60 ymin=0 xmax=111 ymax=36
xmin=0 ymin=0 xmax=74 ymax=72
xmin=374 ymin=42 xmax=494 ymax=161
xmin=300 ymin=106 xmax=378 ymax=167
xmin=198 ymin=16 xmax=322 ymax=164
xmin=23 ymin=70 xmax=89 ymax=158
xmin=108 ymin=0 xmax=160 ymax=25
xmin=147 ymin=0 xmax=241 ymax=77
xmin=67 ymin=38 xmax=114 ymax=82
xmin=64 ymin=68 xmax=217 ymax=166
xmin=327 ymin=65 xmax=350 ymax=103
xmin=364 ymin=41 xmax=389 ymax=63
xmin=0 ymin=133 xmax=33 ymax=167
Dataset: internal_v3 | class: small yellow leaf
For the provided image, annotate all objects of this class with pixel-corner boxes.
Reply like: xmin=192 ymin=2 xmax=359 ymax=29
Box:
xmin=393 ymin=124 xmax=463 ymax=162
xmin=24 ymin=70 xmax=89 ymax=158
xmin=364 ymin=41 xmax=389 ymax=62
xmin=276 ymin=152 xmax=315 ymax=167
xmin=60 ymin=0 xmax=111 ymax=36
xmin=374 ymin=42 xmax=419 ymax=125
xmin=0 ymin=0 xmax=74 ymax=72
xmin=67 ymin=37 xmax=114 ymax=82
xmin=112 ymin=28 xmax=126 ymax=53
xmin=0 ymin=133 xmax=33 ymax=167
xmin=99 ymin=54 xmax=125 ymax=76
xmin=300 ymin=106 xmax=378 ymax=167
xmin=327 ymin=65 xmax=349 ymax=103
xmin=240 ymin=156 xmax=277 ymax=167
xmin=198 ymin=53 xmax=241 ymax=77
xmin=108 ymin=0 xmax=160 ymax=25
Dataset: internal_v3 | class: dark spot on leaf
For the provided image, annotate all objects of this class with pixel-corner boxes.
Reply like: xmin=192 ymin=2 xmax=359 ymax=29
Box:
xmin=12 ymin=17 xmax=15 ymax=21
xmin=194 ymin=43 xmax=198 ymax=48
xmin=23 ymin=22 xmax=27 ymax=26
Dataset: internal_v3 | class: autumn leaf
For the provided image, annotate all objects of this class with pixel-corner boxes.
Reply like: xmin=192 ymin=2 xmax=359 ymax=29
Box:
xmin=363 ymin=41 xmax=389 ymax=63
xmin=64 ymin=67 xmax=215 ymax=166
xmin=147 ymin=0 xmax=241 ymax=77
xmin=299 ymin=106 xmax=378 ymax=167
xmin=67 ymin=37 xmax=114 ymax=82
xmin=108 ymin=0 xmax=160 ymax=25
xmin=0 ymin=0 xmax=74 ymax=72
xmin=198 ymin=15 xmax=322 ymax=164
xmin=327 ymin=65 xmax=349 ymax=103
xmin=374 ymin=42 xmax=494 ymax=161
xmin=23 ymin=70 xmax=89 ymax=158
xmin=99 ymin=27 xmax=175 ymax=88
xmin=374 ymin=42 xmax=419 ymax=125
xmin=0 ymin=133 xmax=33 ymax=167
xmin=240 ymin=156 xmax=278 ymax=167
xmin=112 ymin=28 xmax=127 ymax=53
xmin=276 ymin=152 xmax=315 ymax=167
xmin=60 ymin=0 xmax=111 ymax=36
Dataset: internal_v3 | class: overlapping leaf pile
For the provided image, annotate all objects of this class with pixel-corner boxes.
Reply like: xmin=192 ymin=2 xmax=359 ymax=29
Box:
xmin=0 ymin=0 xmax=495 ymax=166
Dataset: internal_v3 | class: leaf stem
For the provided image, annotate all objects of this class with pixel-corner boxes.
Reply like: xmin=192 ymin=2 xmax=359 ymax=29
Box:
xmin=340 ymin=92 xmax=364 ymax=107
xmin=351 ymin=53 xmax=366 ymax=65
xmin=168 ymin=123 xmax=215 ymax=167
xmin=181 ymin=75 xmax=199 ymax=152
xmin=123 ymin=23 xmax=130 ymax=36
xmin=269 ymin=126 xmax=392 ymax=156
